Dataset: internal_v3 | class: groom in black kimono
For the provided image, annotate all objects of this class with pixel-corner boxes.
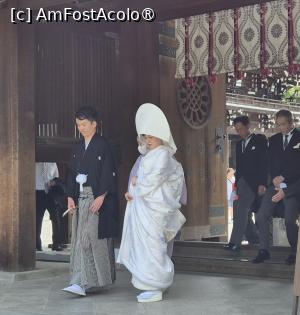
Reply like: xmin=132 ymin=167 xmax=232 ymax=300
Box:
xmin=63 ymin=106 xmax=119 ymax=296
xmin=66 ymin=108 xmax=119 ymax=239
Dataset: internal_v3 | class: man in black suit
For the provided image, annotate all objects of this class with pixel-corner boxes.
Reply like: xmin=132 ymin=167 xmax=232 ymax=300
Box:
xmin=253 ymin=110 xmax=300 ymax=265
xmin=224 ymin=116 xmax=268 ymax=251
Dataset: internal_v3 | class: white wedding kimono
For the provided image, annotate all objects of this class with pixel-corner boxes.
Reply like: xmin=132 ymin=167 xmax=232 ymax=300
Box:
xmin=117 ymin=145 xmax=186 ymax=291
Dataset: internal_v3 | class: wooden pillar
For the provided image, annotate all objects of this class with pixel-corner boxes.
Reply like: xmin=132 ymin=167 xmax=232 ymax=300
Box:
xmin=179 ymin=75 xmax=227 ymax=240
xmin=0 ymin=3 xmax=36 ymax=271
xmin=136 ymin=22 xmax=160 ymax=104
xmin=158 ymin=21 xmax=227 ymax=240
xmin=160 ymin=47 xmax=227 ymax=240
xmin=118 ymin=22 xmax=160 ymax=231
xmin=206 ymin=75 xmax=228 ymax=239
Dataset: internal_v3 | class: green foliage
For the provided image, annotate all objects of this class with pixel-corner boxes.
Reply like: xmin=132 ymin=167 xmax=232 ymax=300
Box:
xmin=282 ymin=86 xmax=300 ymax=103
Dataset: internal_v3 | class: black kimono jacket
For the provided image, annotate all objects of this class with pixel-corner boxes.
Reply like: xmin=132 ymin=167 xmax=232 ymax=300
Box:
xmin=66 ymin=133 xmax=119 ymax=239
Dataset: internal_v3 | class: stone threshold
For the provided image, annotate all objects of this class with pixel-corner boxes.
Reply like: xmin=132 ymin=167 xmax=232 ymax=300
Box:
xmin=0 ymin=261 xmax=68 ymax=284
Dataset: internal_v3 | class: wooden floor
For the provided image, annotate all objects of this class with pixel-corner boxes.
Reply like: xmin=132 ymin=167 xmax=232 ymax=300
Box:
xmin=172 ymin=241 xmax=295 ymax=280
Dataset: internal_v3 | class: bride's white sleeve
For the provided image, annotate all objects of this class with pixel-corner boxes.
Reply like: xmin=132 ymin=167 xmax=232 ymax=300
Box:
xmin=135 ymin=150 xmax=170 ymax=197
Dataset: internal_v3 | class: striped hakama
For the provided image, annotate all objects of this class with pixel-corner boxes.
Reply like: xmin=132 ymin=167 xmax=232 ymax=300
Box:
xmin=70 ymin=187 xmax=115 ymax=290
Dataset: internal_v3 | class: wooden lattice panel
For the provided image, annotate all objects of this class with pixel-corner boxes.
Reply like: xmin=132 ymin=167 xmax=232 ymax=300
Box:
xmin=177 ymin=77 xmax=212 ymax=129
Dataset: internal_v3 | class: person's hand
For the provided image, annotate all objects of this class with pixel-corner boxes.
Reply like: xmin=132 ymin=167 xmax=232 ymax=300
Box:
xmin=273 ymin=176 xmax=284 ymax=188
xmin=67 ymin=197 xmax=76 ymax=215
xmin=49 ymin=180 xmax=56 ymax=187
xmin=272 ymin=188 xmax=285 ymax=203
xmin=131 ymin=176 xmax=138 ymax=186
xmin=125 ymin=192 xmax=133 ymax=201
xmin=89 ymin=194 xmax=105 ymax=214
xmin=258 ymin=185 xmax=266 ymax=196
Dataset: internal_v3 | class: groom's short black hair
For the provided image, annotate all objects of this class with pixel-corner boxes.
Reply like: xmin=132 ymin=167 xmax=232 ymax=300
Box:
xmin=75 ymin=106 xmax=98 ymax=123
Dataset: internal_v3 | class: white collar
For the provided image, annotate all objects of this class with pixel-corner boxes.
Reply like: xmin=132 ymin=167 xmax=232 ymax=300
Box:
xmin=242 ymin=133 xmax=252 ymax=142
xmin=282 ymin=128 xmax=295 ymax=139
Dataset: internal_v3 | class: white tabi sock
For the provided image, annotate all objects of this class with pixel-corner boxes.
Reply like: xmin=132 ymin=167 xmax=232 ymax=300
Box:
xmin=62 ymin=284 xmax=86 ymax=296
xmin=137 ymin=290 xmax=162 ymax=303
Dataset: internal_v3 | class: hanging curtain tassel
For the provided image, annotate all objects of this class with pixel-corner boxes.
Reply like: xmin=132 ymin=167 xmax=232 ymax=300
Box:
xmin=184 ymin=17 xmax=195 ymax=87
xmin=208 ymin=12 xmax=217 ymax=84
xmin=234 ymin=8 xmax=243 ymax=80
xmin=260 ymin=3 xmax=269 ymax=78
xmin=288 ymin=0 xmax=299 ymax=74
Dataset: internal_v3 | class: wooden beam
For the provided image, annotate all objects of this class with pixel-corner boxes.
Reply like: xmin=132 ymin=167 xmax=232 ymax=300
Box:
xmin=18 ymin=0 xmax=123 ymax=9
xmin=18 ymin=0 xmax=74 ymax=9
xmin=126 ymin=0 xmax=278 ymax=21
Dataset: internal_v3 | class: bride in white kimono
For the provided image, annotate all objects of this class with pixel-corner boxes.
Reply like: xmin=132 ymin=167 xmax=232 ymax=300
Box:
xmin=117 ymin=103 xmax=186 ymax=303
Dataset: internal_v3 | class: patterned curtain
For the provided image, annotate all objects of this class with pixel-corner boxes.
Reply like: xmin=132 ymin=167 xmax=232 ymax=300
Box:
xmin=190 ymin=15 xmax=210 ymax=77
xmin=293 ymin=0 xmax=300 ymax=64
xmin=211 ymin=10 xmax=235 ymax=74
xmin=264 ymin=0 xmax=289 ymax=68
xmin=175 ymin=18 xmax=186 ymax=78
xmin=238 ymin=5 xmax=261 ymax=71
xmin=175 ymin=15 xmax=209 ymax=78
xmin=175 ymin=0 xmax=300 ymax=78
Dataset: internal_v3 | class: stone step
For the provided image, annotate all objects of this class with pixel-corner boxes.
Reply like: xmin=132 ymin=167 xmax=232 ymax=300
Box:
xmin=36 ymin=248 xmax=122 ymax=263
xmin=36 ymin=250 xmax=70 ymax=263
xmin=36 ymin=242 xmax=295 ymax=280
xmin=173 ymin=241 xmax=292 ymax=260
xmin=173 ymin=241 xmax=295 ymax=280
xmin=36 ymin=248 xmax=124 ymax=270
xmin=173 ymin=256 xmax=294 ymax=280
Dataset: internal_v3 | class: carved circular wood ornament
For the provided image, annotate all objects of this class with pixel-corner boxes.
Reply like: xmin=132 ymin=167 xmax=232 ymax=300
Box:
xmin=177 ymin=77 xmax=212 ymax=129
